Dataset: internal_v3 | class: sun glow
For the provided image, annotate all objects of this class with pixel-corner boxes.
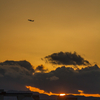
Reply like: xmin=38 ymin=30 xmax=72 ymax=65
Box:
xmin=59 ymin=93 xmax=66 ymax=96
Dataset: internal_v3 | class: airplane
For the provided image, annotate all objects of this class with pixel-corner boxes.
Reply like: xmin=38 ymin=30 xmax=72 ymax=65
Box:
xmin=28 ymin=19 xmax=34 ymax=22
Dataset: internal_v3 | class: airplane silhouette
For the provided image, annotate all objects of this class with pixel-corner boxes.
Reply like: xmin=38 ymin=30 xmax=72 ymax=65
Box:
xmin=28 ymin=19 xmax=34 ymax=22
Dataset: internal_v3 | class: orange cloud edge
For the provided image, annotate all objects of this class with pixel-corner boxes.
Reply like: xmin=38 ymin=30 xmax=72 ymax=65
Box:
xmin=26 ymin=86 xmax=100 ymax=97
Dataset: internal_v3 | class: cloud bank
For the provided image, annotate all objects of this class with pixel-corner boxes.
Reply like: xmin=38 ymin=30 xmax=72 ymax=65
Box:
xmin=32 ymin=64 xmax=100 ymax=94
xmin=0 ymin=60 xmax=100 ymax=94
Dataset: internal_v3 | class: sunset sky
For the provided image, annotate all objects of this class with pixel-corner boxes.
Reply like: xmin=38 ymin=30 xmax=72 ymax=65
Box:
xmin=0 ymin=0 xmax=100 ymax=97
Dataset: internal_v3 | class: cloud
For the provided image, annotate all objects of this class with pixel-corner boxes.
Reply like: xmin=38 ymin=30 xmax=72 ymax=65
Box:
xmin=35 ymin=65 xmax=48 ymax=73
xmin=0 ymin=60 xmax=100 ymax=95
xmin=43 ymin=51 xmax=90 ymax=66
xmin=49 ymin=76 xmax=59 ymax=81
xmin=31 ymin=64 xmax=100 ymax=94
xmin=26 ymin=86 xmax=59 ymax=96
xmin=0 ymin=60 xmax=35 ymax=91
xmin=0 ymin=60 xmax=34 ymax=73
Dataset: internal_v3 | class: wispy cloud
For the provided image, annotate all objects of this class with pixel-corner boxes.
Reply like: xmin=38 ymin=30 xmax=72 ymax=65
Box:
xmin=26 ymin=86 xmax=59 ymax=96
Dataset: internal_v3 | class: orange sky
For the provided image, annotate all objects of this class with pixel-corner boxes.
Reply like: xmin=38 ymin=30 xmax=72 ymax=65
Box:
xmin=0 ymin=0 xmax=100 ymax=71
xmin=0 ymin=0 xmax=100 ymax=96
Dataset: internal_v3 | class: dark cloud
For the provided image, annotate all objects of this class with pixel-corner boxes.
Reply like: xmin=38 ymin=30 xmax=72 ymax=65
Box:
xmin=43 ymin=51 xmax=90 ymax=66
xmin=35 ymin=65 xmax=48 ymax=73
xmin=0 ymin=60 xmax=34 ymax=73
xmin=32 ymin=64 xmax=100 ymax=94
xmin=0 ymin=60 xmax=35 ymax=91
xmin=0 ymin=60 xmax=100 ymax=94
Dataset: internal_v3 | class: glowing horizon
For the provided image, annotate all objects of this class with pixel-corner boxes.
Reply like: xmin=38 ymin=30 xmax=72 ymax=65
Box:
xmin=26 ymin=86 xmax=100 ymax=97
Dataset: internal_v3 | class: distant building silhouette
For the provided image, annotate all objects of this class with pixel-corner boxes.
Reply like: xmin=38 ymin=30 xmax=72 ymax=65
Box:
xmin=57 ymin=95 xmax=77 ymax=100
xmin=0 ymin=89 xmax=39 ymax=100
xmin=57 ymin=95 xmax=100 ymax=100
